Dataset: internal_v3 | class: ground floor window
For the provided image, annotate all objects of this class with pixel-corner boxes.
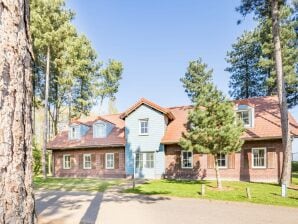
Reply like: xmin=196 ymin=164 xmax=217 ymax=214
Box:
xmin=181 ymin=151 xmax=193 ymax=168
xmin=106 ymin=153 xmax=114 ymax=169
xmin=83 ymin=154 xmax=91 ymax=169
xmin=252 ymin=148 xmax=266 ymax=168
xmin=63 ymin=154 xmax=71 ymax=169
xmin=217 ymin=153 xmax=227 ymax=168
xmin=136 ymin=152 xmax=154 ymax=169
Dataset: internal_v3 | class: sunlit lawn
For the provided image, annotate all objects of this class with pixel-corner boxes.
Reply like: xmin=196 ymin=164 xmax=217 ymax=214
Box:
xmin=125 ymin=172 xmax=298 ymax=207
xmin=34 ymin=176 xmax=123 ymax=192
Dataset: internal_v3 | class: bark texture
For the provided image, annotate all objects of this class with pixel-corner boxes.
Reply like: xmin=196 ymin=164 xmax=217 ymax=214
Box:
xmin=214 ymin=155 xmax=222 ymax=190
xmin=271 ymin=0 xmax=291 ymax=186
xmin=0 ymin=0 xmax=36 ymax=223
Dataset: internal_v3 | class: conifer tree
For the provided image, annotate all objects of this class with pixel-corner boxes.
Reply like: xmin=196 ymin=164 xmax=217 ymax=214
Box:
xmin=226 ymin=31 xmax=267 ymax=99
xmin=237 ymin=0 xmax=292 ymax=186
xmin=180 ymin=60 xmax=244 ymax=189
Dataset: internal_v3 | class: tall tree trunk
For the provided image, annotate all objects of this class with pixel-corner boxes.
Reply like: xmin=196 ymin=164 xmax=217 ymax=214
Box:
xmin=0 ymin=0 xmax=36 ymax=222
xmin=214 ymin=155 xmax=223 ymax=190
xmin=42 ymin=46 xmax=50 ymax=179
xmin=271 ymin=0 xmax=291 ymax=186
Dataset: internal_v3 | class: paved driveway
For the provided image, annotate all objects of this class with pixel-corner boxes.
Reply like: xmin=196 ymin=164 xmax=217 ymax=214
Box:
xmin=36 ymin=186 xmax=298 ymax=224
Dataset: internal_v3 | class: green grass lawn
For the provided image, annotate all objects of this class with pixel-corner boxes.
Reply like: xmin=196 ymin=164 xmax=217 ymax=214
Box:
xmin=34 ymin=176 xmax=123 ymax=192
xmin=125 ymin=172 xmax=298 ymax=207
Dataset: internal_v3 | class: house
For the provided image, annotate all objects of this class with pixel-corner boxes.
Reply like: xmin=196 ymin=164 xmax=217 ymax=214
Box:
xmin=47 ymin=96 xmax=298 ymax=183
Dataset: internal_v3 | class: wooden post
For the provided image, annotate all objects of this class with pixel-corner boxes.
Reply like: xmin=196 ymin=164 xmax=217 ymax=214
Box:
xmin=132 ymin=174 xmax=135 ymax=189
xmin=201 ymin=184 xmax=205 ymax=196
xmin=246 ymin=187 xmax=251 ymax=199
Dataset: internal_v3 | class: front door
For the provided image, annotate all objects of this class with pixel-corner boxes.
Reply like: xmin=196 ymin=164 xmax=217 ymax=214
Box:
xmin=135 ymin=152 xmax=155 ymax=179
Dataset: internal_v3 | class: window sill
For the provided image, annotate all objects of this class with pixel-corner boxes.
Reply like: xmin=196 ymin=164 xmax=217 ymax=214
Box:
xmin=83 ymin=167 xmax=92 ymax=170
xmin=106 ymin=167 xmax=114 ymax=170
xmin=63 ymin=168 xmax=71 ymax=170
xmin=181 ymin=167 xmax=193 ymax=169
xmin=139 ymin=134 xmax=149 ymax=136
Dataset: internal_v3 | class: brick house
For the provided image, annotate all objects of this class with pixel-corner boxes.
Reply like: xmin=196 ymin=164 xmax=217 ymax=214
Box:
xmin=48 ymin=96 xmax=298 ymax=183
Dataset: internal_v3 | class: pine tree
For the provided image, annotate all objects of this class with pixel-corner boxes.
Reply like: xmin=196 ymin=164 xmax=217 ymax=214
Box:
xmin=98 ymin=59 xmax=123 ymax=113
xmin=0 ymin=0 xmax=36 ymax=222
xmin=237 ymin=0 xmax=292 ymax=187
xmin=226 ymin=31 xmax=267 ymax=99
xmin=180 ymin=60 xmax=244 ymax=189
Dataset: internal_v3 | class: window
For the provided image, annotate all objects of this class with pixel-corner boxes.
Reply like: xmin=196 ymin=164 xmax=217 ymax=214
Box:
xmin=217 ymin=153 xmax=227 ymax=168
xmin=135 ymin=152 xmax=154 ymax=169
xmin=69 ymin=125 xmax=80 ymax=140
xmin=136 ymin=153 xmax=143 ymax=169
xmin=63 ymin=154 xmax=71 ymax=169
xmin=93 ymin=123 xmax=106 ymax=138
xmin=145 ymin=153 xmax=154 ymax=168
xmin=237 ymin=110 xmax=250 ymax=126
xmin=83 ymin=154 xmax=91 ymax=169
xmin=181 ymin=151 xmax=193 ymax=168
xmin=139 ymin=119 xmax=149 ymax=135
xmin=106 ymin=153 xmax=114 ymax=169
xmin=252 ymin=148 xmax=266 ymax=168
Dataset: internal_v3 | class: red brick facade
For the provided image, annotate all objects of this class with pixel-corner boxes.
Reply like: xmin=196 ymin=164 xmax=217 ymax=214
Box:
xmin=53 ymin=147 xmax=126 ymax=178
xmin=164 ymin=139 xmax=283 ymax=183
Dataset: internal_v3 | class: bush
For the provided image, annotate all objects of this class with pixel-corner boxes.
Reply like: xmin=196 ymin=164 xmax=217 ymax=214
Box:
xmin=292 ymin=161 xmax=298 ymax=172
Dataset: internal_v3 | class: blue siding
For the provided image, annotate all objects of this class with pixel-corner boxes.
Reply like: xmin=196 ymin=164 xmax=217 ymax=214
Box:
xmin=125 ymin=105 xmax=167 ymax=178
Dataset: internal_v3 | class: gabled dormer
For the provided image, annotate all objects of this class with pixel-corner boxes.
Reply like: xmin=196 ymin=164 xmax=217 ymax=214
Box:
xmin=236 ymin=104 xmax=254 ymax=128
xmin=93 ymin=118 xmax=115 ymax=138
xmin=68 ymin=121 xmax=89 ymax=140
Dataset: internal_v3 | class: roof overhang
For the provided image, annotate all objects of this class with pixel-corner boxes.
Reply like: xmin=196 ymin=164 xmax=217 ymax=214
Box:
xmin=120 ymin=98 xmax=175 ymax=120
xmin=48 ymin=144 xmax=125 ymax=150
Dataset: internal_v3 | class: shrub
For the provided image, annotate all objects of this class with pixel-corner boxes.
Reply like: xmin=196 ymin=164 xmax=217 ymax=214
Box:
xmin=292 ymin=161 xmax=298 ymax=172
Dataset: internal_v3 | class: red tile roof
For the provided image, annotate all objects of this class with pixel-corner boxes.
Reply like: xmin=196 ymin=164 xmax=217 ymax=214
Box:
xmin=47 ymin=114 xmax=125 ymax=149
xmin=120 ymin=98 xmax=175 ymax=120
xmin=162 ymin=96 xmax=298 ymax=143
xmin=47 ymin=96 xmax=298 ymax=149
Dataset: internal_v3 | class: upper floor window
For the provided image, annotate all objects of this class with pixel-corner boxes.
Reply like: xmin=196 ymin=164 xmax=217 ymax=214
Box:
xmin=139 ymin=119 xmax=149 ymax=135
xmin=181 ymin=150 xmax=193 ymax=169
xmin=93 ymin=123 xmax=106 ymax=138
xmin=69 ymin=125 xmax=80 ymax=140
xmin=236 ymin=105 xmax=254 ymax=128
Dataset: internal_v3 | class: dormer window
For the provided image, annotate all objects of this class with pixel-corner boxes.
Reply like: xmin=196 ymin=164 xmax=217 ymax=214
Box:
xmin=139 ymin=119 xmax=149 ymax=135
xmin=93 ymin=123 xmax=106 ymax=138
xmin=236 ymin=105 xmax=254 ymax=128
xmin=69 ymin=125 xmax=80 ymax=140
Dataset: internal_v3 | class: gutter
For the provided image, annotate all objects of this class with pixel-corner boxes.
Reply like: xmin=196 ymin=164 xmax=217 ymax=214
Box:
xmin=48 ymin=144 xmax=125 ymax=150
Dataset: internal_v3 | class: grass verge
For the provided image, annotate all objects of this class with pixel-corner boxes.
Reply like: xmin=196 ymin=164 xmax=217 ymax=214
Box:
xmin=34 ymin=176 xmax=123 ymax=192
xmin=125 ymin=172 xmax=298 ymax=207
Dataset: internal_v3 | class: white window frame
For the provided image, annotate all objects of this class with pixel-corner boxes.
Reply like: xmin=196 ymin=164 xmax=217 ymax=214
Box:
xmin=63 ymin=154 xmax=71 ymax=169
xmin=93 ymin=122 xmax=106 ymax=138
xmin=251 ymin=147 xmax=267 ymax=169
xmin=181 ymin=150 xmax=193 ymax=169
xmin=217 ymin=153 xmax=228 ymax=169
xmin=106 ymin=153 xmax=114 ymax=169
xmin=237 ymin=110 xmax=251 ymax=128
xmin=83 ymin=154 xmax=92 ymax=169
xmin=69 ymin=125 xmax=80 ymax=140
xmin=139 ymin=119 xmax=149 ymax=135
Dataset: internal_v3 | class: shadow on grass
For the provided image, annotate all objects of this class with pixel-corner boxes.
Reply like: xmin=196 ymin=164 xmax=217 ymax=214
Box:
xmin=161 ymin=179 xmax=212 ymax=185
xmin=124 ymin=188 xmax=170 ymax=195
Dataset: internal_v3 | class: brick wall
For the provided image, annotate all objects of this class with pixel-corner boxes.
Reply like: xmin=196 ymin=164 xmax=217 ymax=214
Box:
xmin=164 ymin=139 xmax=283 ymax=183
xmin=53 ymin=147 xmax=126 ymax=178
